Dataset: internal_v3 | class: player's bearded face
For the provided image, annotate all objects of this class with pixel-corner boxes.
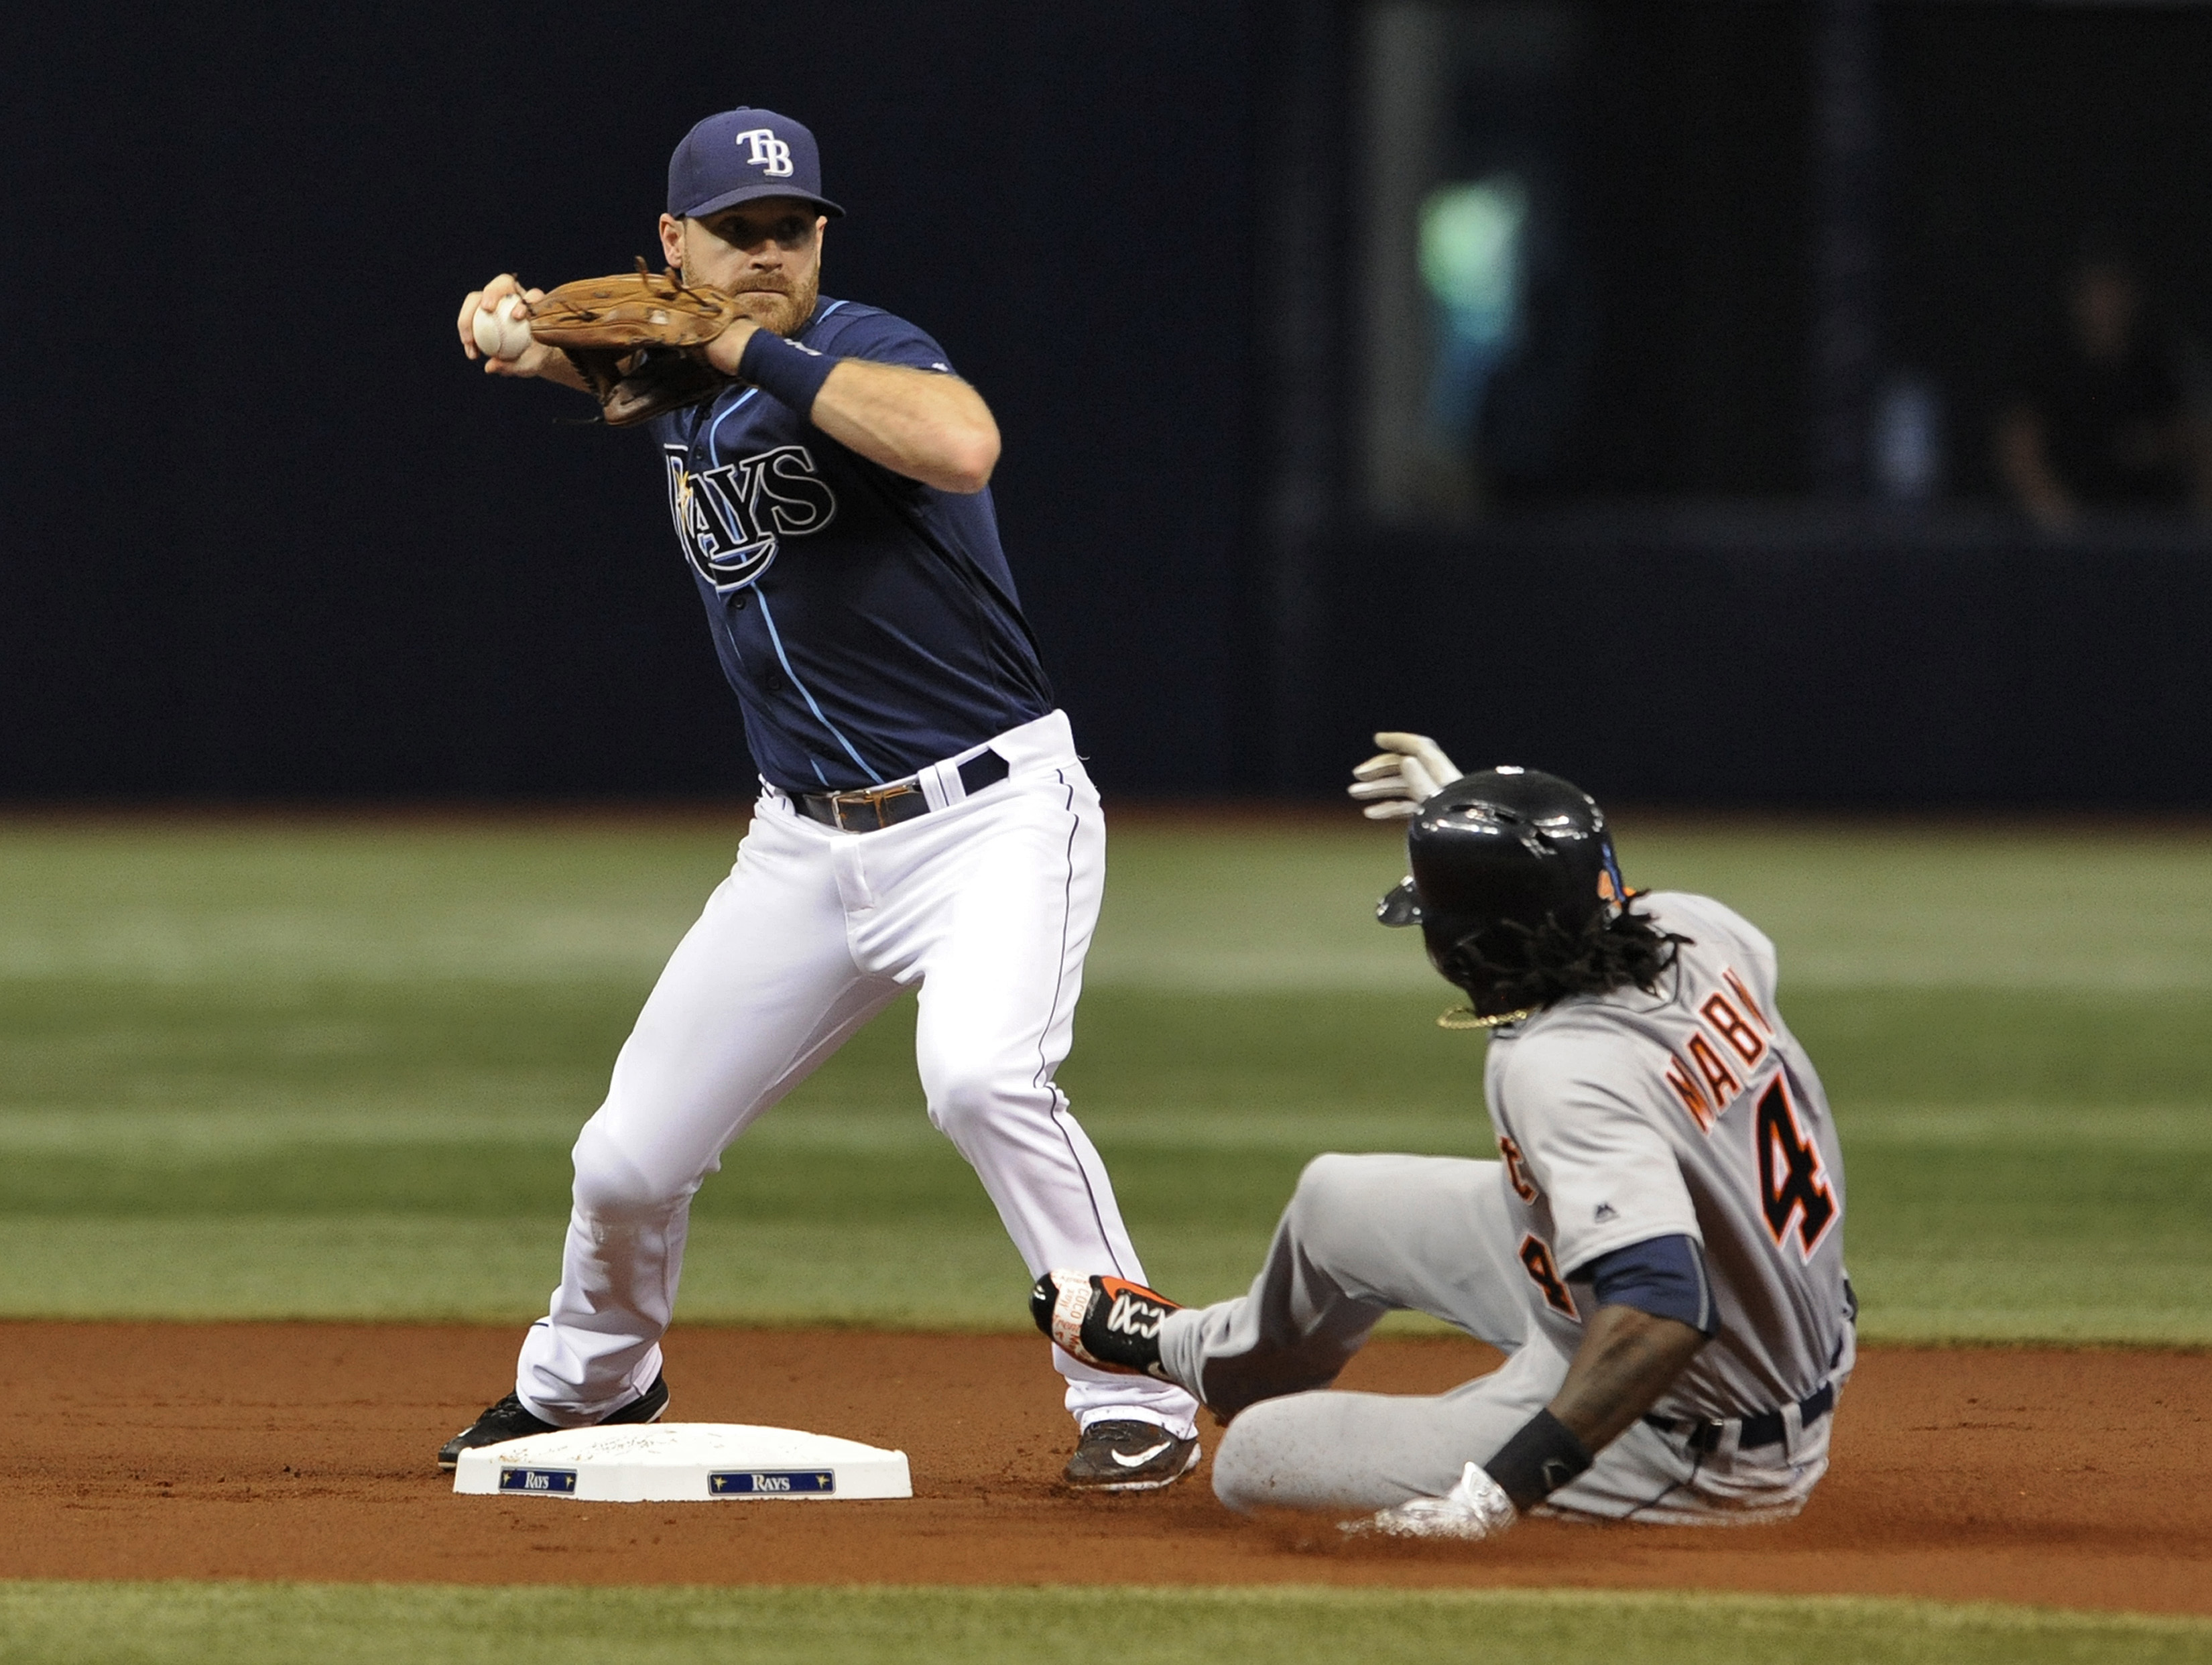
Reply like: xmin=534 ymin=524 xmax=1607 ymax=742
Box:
xmin=680 ymin=202 xmax=826 ymax=338
xmin=729 ymin=261 xmax=820 ymax=337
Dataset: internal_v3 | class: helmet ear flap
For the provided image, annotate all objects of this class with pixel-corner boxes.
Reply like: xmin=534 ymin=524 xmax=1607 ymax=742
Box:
xmin=1437 ymin=941 xmax=1485 ymax=1000
xmin=1424 ymin=916 xmax=1523 ymax=1015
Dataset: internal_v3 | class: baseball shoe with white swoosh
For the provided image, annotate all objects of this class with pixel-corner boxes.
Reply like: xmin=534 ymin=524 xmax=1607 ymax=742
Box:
xmin=1061 ymin=1418 xmax=1202 ymax=1491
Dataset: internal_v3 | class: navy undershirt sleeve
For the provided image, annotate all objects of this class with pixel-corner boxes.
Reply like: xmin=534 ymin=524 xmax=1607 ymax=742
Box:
xmin=1579 ymin=1234 xmax=1719 ymax=1336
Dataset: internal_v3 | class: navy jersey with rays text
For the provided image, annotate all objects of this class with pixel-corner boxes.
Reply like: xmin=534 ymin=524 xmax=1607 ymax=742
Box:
xmin=646 ymin=298 xmax=1052 ymax=792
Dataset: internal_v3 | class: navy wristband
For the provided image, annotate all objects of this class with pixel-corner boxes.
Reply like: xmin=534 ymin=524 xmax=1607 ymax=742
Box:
xmin=737 ymin=327 xmax=840 ymax=416
xmin=1483 ymin=1408 xmax=1593 ymax=1512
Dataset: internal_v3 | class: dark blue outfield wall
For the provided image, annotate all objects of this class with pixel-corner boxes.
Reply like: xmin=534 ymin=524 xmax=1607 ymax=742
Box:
xmin=1308 ymin=510 xmax=2212 ymax=811
xmin=5 ymin=4 xmax=2209 ymax=807
xmin=0 ymin=1 xmax=1256 ymax=804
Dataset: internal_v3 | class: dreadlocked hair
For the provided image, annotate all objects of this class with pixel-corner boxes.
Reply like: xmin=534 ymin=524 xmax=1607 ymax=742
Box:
xmin=1438 ymin=898 xmax=1691 ymax=1013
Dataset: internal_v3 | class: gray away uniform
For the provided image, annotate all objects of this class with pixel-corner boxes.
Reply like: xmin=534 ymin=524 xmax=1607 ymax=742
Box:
xmin=1156 ymin=891 xmax=1855 ymax=1522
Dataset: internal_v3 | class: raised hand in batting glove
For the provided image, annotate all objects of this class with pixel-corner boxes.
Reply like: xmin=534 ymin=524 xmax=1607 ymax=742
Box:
xmin=1347 ymin=731 xmax=1463 ymax=820
xmin=1341 ymin=1461 xmax=1518 ymax=1542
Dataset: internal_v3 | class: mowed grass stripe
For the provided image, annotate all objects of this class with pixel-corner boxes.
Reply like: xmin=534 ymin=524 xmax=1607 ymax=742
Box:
xmin=6 ymin=816 xmax=2212 ymax=993
xmin=0 ymin=1583 xmax=2204 ymax=1665
xmin=0 ymin=821 xmax=2208 ymax=1341
xmin=0 ymin=986 xmax=2203 ymax=1339
xmin=1 ymin=1217 xmax=2203 ymax=1340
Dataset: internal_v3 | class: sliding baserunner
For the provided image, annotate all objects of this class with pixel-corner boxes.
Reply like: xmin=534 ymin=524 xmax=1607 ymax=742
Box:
xmin=1034 ymin=736 xmax=1853 ymax=1534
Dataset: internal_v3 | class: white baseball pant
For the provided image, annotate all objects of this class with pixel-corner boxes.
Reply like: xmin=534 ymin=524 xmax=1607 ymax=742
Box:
xmin=515 ymin=709 xmax=1199 ymax=1438
xmin=1158 ymin=1153 xmax=1841 ymax=1521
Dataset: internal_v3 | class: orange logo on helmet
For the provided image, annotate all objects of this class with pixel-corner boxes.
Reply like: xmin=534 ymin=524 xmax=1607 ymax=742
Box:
xmin=1597 ymin=869 xmax=1620 ymax=904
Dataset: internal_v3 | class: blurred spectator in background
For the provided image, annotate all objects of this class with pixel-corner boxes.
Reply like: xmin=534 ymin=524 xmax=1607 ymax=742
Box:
xmin=1994 ymin=241 xmax=2212 ymax=530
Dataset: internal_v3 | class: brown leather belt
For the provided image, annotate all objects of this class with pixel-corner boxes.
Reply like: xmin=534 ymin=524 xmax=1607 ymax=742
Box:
xmin=796 ymin=749 xmax=1010 ymax=833
xmin=1645 ymin=1381 xmax=1835 ymax=1454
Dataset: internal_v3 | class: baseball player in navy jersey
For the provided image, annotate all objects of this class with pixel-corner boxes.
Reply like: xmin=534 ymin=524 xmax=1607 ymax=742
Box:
xmin=1034 ymin=733 xmax=1853 ymax=1532
xmin=441 ymin=107 xmax=1201 ymax=1489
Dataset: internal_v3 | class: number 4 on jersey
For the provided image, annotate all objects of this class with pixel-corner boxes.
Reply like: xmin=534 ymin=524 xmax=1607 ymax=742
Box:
xmin=1754 ymin=1077 xmax=1839 ymax=1261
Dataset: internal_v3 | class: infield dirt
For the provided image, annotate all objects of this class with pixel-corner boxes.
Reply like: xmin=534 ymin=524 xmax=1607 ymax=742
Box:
xmin=2 ymin=1322 xmax=2204 ymax=1614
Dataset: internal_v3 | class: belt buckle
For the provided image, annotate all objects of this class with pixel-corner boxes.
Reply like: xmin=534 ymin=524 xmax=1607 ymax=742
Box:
xmin=831 ymin=782 xmax=915 ymax=833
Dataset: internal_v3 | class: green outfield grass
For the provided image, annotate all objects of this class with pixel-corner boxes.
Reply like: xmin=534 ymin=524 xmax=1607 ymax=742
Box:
xmin=0 ymin=816 xmax=2207 ymax=1341
xmin=0 ymin=1582 xmax=2204 ymax=1665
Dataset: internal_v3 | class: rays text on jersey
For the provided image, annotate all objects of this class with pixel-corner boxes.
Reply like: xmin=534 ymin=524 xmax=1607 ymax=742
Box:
xmin=664 ymin=442 xmax=839 ymax=593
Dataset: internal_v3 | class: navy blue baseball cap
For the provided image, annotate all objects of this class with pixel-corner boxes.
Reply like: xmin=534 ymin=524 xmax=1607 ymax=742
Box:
xmin=668 ymin=108 xmax=844 ymax=221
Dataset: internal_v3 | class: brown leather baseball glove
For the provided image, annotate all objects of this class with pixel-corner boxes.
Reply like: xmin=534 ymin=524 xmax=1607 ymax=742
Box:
xmin=526 ymin=260 xmax=744 ymax=427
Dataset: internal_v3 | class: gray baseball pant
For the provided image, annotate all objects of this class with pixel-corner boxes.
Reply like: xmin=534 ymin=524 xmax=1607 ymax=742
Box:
xmin=1155 ymin=1152 xmax=1837 ymax=1522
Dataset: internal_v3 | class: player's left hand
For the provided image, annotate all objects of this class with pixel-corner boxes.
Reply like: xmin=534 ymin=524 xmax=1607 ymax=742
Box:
xmin=1341 ymin=1461 xmax=1518 ymax=1541
xmin=1347 ymin=731 xmax=1463 ymax=820
xmin=523 ymin=265 xmax=751 ymax=425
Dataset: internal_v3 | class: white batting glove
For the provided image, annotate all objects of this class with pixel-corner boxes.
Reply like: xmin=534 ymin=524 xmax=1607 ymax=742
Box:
xmin=1342 ymin=1461 xmax=1518 ymax=1541
xmin=1347 ymin=731 xmax=1463 ymax=820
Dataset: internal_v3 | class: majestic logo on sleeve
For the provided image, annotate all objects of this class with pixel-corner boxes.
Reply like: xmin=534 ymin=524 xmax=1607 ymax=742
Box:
xmin=664 ymin=443 xmax=837 ymax=593
xmin=734 ymin=129 xmax=795 ymax=176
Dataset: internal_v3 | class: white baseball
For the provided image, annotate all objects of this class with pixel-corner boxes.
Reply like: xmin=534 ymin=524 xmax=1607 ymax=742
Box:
xmin=472 ymin=294 xmax=534 ymax=361
xmin=471 ymin=302 xmax=503 ymax=357
xmin=494 ymin=294 xmax=534 ymax=359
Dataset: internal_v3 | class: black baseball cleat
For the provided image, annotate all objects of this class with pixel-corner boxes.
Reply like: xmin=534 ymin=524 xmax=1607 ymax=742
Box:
xmin=1062 ymin=1418 xmax=1202 ymax=1491
xmin=436 ymin=1373 xmax=670 ymax=1472
xmin=1032 ymin=1270 xmax=1182 ymax=1382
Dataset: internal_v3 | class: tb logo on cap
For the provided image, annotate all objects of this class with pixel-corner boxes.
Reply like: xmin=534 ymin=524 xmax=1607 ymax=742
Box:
xmin=735 ymin=129 xmax=795 ymax=178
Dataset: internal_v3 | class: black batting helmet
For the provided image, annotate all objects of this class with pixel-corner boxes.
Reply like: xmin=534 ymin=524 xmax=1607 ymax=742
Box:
xmin=1379 ymin=766 xmax=1627 ymax=1019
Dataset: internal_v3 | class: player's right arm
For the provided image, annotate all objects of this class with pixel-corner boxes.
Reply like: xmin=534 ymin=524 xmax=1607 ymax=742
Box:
xmin=1483 ymin=1044 xmax=1715 ymax=1499
xmin=1373 ymin=1252 xmax=1707 ymax=1541
xmin=455 ymin=273 xmax=592 ymax=394
xmin=1544 ymin=1277 xmax=1709 ymax=1451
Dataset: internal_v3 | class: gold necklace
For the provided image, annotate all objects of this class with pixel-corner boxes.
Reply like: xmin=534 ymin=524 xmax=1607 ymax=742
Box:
xmin=1437 ymin=1004 xmax=1535 ymax=1032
